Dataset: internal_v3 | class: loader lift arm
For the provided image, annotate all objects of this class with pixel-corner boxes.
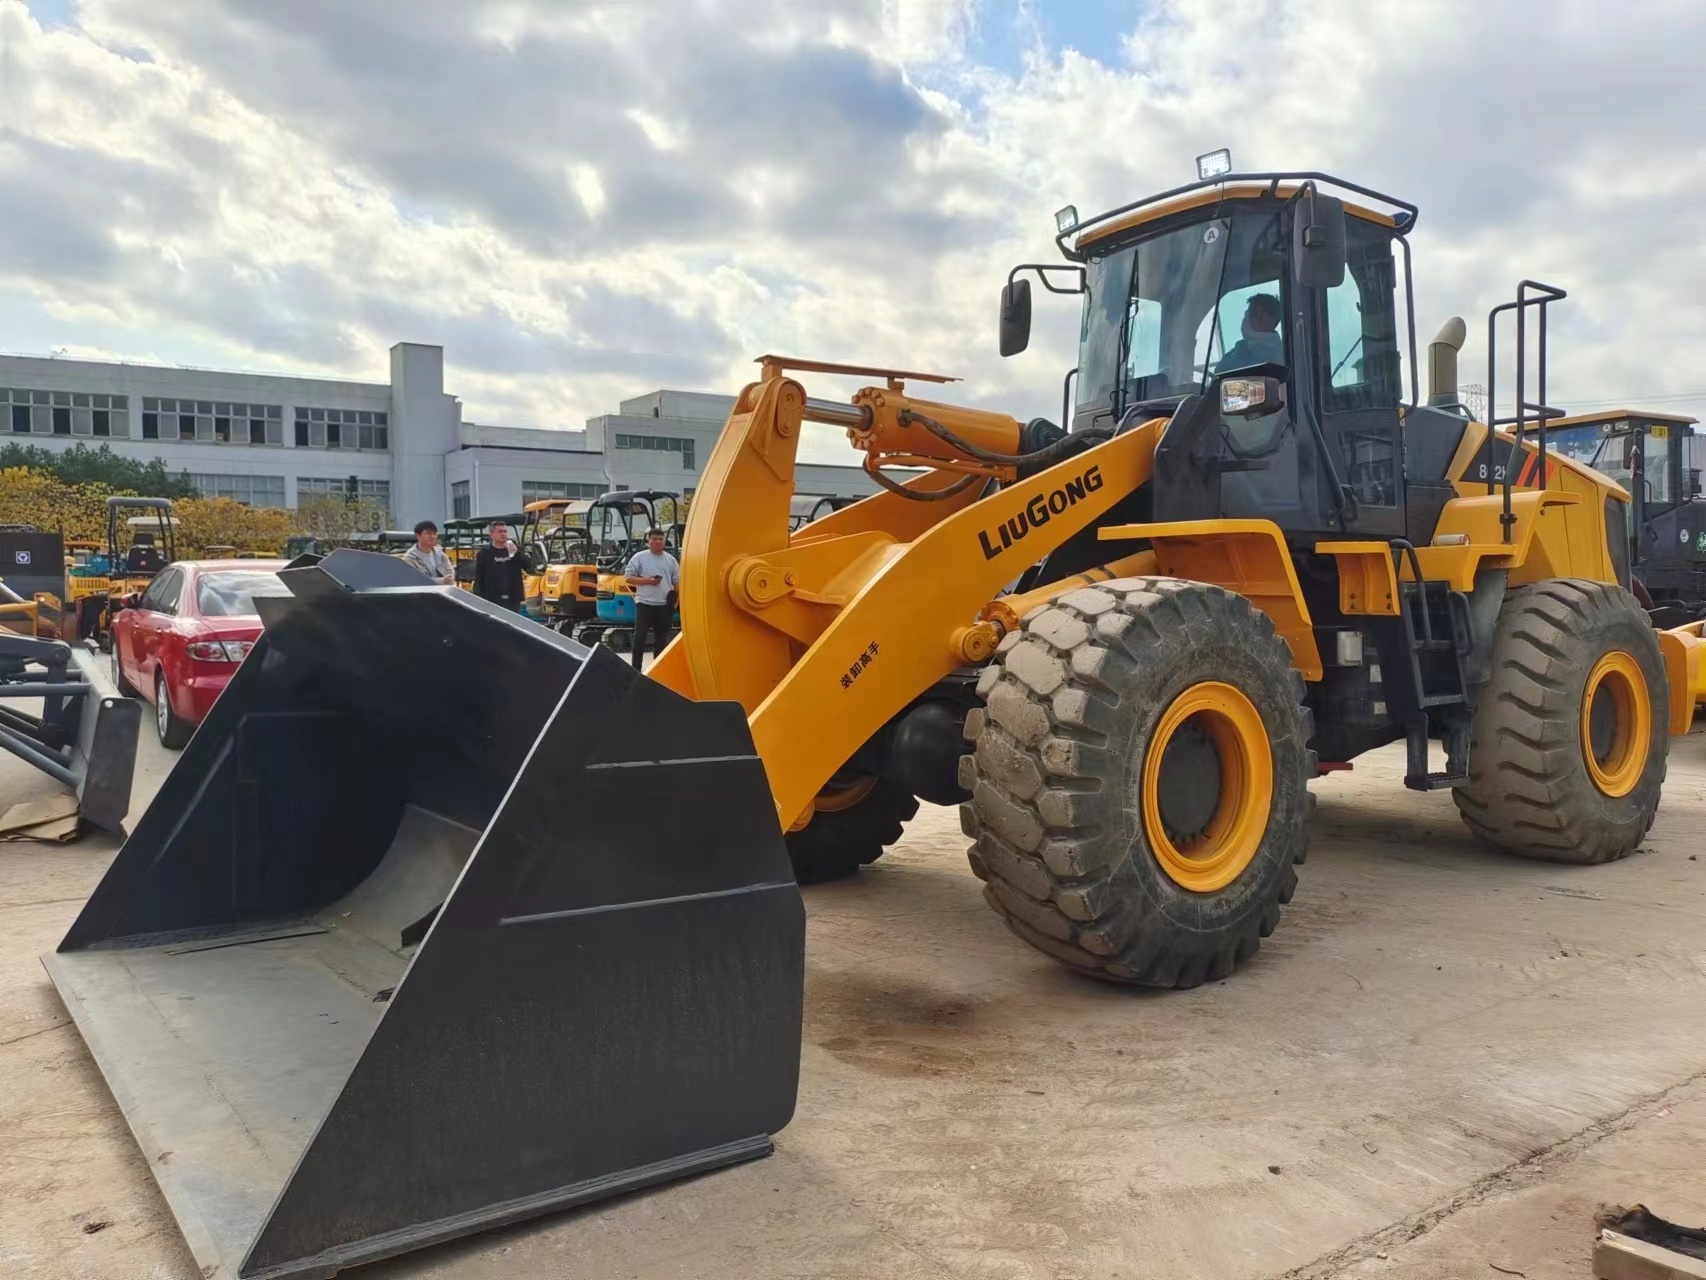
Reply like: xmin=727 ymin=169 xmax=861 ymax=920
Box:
xmin=648 ymin=359 xmax=1165 ymax=831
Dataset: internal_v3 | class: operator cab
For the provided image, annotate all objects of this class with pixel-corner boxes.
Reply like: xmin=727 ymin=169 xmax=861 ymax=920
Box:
xmin=1549 ymin=409 xmax=1704 ymax=620
xmin=1001 ymin=172 xmax=1462 ymax=545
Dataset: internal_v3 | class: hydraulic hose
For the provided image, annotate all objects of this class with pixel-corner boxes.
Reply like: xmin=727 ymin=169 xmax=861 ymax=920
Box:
xmin=896 ymin=409 xmax=1114 ymax=470
xmin=865 ymin=465 xmax=983 ymax=501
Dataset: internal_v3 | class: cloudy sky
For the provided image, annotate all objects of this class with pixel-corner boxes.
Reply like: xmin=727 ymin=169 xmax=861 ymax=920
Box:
xmin=1 ymin=0 xmax=1701 ymax=459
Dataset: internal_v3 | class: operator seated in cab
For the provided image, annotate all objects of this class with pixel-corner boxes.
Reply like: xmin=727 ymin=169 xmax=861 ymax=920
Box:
xmin=1215 ymin=292 xmax=1284 ymax=373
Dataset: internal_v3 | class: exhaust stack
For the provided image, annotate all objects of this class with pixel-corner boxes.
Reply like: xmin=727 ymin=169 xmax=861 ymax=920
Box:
xmin=1427 ymin=316 xmax=1468 ymax=408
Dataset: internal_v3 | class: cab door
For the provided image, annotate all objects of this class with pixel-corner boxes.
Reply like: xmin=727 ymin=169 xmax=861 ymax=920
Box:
xmin=1313 ymin=216 xmax=1406 ymax=539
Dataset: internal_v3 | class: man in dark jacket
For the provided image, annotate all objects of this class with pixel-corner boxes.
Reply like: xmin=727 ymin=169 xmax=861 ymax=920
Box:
xmin=472 ymin=520 xmax=526 ymax=612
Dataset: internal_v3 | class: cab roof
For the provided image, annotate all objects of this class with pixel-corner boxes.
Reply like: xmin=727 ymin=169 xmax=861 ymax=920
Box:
xmin=1066 ymin=171 xmax=1418 ymax=260
xmin=1547 ymin=408 xmax=1699 ymax=429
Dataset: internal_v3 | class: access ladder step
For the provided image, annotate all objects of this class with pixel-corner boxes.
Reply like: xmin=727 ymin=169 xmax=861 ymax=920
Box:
xmin=1418 ymin=691 xmax=1468 ymax=709
xmin=1405 ymin=770 xmax=1468 ymax=792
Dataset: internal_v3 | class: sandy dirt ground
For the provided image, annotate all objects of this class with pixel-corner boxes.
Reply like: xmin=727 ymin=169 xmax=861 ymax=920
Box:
xmin=2 ymin=722 xmax=1703 ymax=1280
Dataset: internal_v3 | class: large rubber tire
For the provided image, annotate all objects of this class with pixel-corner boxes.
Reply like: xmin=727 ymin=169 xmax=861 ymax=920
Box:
xmin=785 ymin=778 xmax=919 ymax=885
xmin=960 ymin=577 xmax=1314 ymax=987
xmin=1453 ymin=579 xmax=1666 ymax=863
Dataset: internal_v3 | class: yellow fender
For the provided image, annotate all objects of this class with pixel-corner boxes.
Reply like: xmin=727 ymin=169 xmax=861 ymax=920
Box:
xmin=1658 ymin=620 xmax=1706 ymax=733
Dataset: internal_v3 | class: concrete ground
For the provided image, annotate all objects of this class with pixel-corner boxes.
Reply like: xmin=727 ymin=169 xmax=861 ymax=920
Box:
xmin=2 ymin=724 xmax=1704 ymax=1280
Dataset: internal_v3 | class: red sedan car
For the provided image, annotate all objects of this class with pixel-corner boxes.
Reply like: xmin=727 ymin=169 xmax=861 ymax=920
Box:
xmin=112 ymin=559 xmax=290 ymax=748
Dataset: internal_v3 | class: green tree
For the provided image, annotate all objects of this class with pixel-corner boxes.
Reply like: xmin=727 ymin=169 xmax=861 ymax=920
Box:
xmin=0 ymin=443 xmax=198 ymax=499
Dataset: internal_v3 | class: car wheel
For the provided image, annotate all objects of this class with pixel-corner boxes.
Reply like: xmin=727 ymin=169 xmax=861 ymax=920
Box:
xmin=154 ymin=670 xmax=193 ymax=750
xmin=110 ymin=642 xmax=138 ymax=698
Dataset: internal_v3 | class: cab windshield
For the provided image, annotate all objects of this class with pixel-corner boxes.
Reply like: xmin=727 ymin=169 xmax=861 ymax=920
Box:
xmin=588 ymin=502 xmax=639 ymax=564
xmin=1075 ymin=207 xmax=1288 ymax=424
xmin=1549 ymin=424 xmax=1619 ymax=473
xmin=1550 ymin=420 xmax=1659 ymax=500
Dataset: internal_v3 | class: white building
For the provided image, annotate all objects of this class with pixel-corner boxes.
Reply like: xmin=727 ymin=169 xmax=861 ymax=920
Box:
xmin=0 ymin=345 xmax=892 ymax=526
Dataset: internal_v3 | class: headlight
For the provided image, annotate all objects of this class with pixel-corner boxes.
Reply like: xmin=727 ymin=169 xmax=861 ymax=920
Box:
xmin=1221 ymin=379 xmax=1267 ymax=414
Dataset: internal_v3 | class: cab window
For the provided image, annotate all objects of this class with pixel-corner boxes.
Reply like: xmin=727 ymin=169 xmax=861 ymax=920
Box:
xmin=1643 ymin=425 xmax=1674 ymax=505
xmin=1323 ymin=218 xmax=1402 ymax=411
xmin=1197 ymin=282 xmax=1286 ymax=376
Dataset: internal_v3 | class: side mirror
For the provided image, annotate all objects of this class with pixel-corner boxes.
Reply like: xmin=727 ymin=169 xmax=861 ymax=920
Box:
xmin=999 ymin=278 xmax=1033 ymax=357
xmin=1219 ymin=374 xmax=1286 ymax=420
xmin=1691 ymin=468 xmax=1701 ymax=498
xmin=1293 ymin=193 xmax=1347 ymax=289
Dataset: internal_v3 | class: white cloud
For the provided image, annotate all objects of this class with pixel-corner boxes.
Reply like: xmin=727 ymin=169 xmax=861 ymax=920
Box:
xmin=0 ymin=0 xmax=1703 ymax=466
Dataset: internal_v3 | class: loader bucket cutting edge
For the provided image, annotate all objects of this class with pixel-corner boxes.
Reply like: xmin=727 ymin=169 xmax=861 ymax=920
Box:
xmin=42 ymin=549 xmax=804 ymax=1280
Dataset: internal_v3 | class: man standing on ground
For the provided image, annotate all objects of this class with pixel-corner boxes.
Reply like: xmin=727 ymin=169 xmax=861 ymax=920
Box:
xmin=402 ymin=520 xmax=454 ymax=584
xmin=472 ymin=520 xmax=525 ymax=612
xmin=623 ymin=527 xmax=680 ymax=670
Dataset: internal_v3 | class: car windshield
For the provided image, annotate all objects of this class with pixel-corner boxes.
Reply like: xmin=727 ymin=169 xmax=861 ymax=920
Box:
xmin=1076 ymin=207 xmax=1286 ymax=424
xmin=197 ymin=570 xmax=288 ymax=617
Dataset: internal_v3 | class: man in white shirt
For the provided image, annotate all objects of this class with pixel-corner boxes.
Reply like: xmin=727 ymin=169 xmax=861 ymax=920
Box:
xmin=402 ymin=520 xmax=454 ymax=585
xmin=623 ymin=527 xmax=681 ymax=670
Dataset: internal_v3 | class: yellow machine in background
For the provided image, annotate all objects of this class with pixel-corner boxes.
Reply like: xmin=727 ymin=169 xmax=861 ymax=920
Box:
xmin=63 ymin=540 xmax=109 ymax=639
xmin=576 ymin=490 xmax=684 ymax=646
xmin=77 ymin=497 xmax=175 ymax=646
xmin=516 ymin=500 xmax=597 ymax=624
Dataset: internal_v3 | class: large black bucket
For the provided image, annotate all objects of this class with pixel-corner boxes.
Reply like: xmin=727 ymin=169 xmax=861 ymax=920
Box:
xmin=43 ymin=551 xmax=803 ymax=1280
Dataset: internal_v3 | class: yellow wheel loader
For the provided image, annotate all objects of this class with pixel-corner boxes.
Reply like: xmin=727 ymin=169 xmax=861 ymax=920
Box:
xmin=45 ymin=170 xmax=1706 ymax=1277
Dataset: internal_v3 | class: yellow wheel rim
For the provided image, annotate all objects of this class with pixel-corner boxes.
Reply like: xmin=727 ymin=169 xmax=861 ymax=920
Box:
xmin=1580 ymin=651 xmax=1649 ymax=798
xmin=1141 ymin=681 xmax=1273 ymax=893
xmin=786 ymin=776 xmax=878 ymax=833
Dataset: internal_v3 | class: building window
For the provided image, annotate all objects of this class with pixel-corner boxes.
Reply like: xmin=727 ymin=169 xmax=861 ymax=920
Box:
xmin=520 ymin=480 xmax=604 ymax=503
xmin=294 ymin=407 xmax=388 ymax=451
xmin=0 ymin=388 xmax=130 ymax=438
xmin=122 ymin=399 xmax=283 ymax=445
xmin=451 ymin=481 xmax=471 ymax=519
xmin=612 ymin=433 xmax=696 ymax=469
xmin=186 ymin=473 xmax=287 ymax=508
